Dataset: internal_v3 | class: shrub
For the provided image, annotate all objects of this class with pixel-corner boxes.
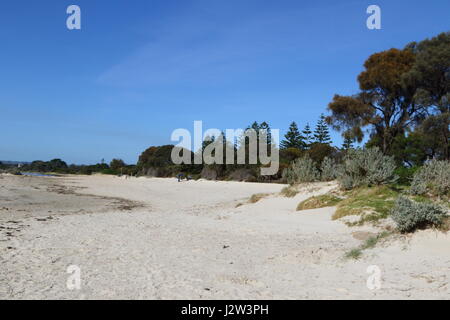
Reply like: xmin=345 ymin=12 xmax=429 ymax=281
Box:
xmin=320 ymin=157 xmax=337 ymax=181
xmin=410 ymin=160 xmax=450 ymax=197
xmin=306 ymin=143 xmax=336 ymax=164
xmin=336 ymin=147 xmax=397 ymax=190
xmin=394 ymin=166 xmax=419 ymax=185
xmin=282 ymin=156 xmax=319 ymax=185
xmin=391 ymin=197 xmax=447 ymax=233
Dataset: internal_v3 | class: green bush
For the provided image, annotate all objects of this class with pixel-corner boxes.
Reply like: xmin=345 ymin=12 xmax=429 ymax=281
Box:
xmin=336 ymin=147 xmax=397 ymax=190
xmin=394 ymin=166 xmax=419 ymax=185
xmin=391 ymin=197 xmax=447 ymax=233
xmin=410 ymin=160 xmax=450 ymax=197
xmin=320 ymin=157 xmax=337 ymax=181
xmin=282 ymin=156 xmax=319 ymax=185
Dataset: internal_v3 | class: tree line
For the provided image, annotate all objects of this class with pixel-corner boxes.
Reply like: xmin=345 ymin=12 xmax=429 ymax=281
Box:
xmin=4 ymin=32 xmax=447 ymax=183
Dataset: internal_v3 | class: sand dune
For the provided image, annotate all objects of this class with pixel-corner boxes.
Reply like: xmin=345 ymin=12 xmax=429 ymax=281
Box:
xmin=0 ymin=174 xmax=449 ymax=299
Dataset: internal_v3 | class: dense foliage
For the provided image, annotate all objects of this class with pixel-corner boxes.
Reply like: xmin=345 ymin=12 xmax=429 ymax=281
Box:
xmin=391 ymin=197 xmax=446 ymax=233
xmin=327 ymin=32 xmax=449 ymax=164
xmin=410 ymin=160 xmax=450 ymax=197
xmin=336 ymin=147 xmax=397 ymax=190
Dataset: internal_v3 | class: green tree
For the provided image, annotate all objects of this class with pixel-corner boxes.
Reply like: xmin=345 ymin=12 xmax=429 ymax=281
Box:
xmin=313 ymin=114 xmax=332 ymax=145
xmin=110 ymin=159 xmax=126 ymax=171
xmin=405 ymin=32 xmax=450 ymax=159
xmin=405 ymin=32 xmax=449 ymax=114
xmin=342 ymin=134 xmax=354 ymax=150
xmin=281 ymin=121 xmax=305 ymax=150
xmin=328 ymin=33 xmax=450 ymax=158
xmin=302 ymin=123 xmax=313 ymax=149
xmin=327 ymin=48 xmax=418 ymax=154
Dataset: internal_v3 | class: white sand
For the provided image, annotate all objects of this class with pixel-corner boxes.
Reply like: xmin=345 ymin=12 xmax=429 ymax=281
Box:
xmin=0 ymin=174 xmax=449 ymax=299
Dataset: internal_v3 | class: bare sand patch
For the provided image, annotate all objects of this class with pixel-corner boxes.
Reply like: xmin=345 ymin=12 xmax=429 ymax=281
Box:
xmin=1 ymin=175 xmax=449 ymax=299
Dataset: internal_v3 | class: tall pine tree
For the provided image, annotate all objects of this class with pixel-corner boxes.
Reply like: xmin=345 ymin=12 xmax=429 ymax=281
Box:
xmin=313 ymin=114 xmax=331 ymax=144
xmin=281 ymin=122 xmax=305 ymax=150
xmin=302 ymin=123 xmax=313 ymax=148
xmin=342 ymin=135 xmax=354 ymax=150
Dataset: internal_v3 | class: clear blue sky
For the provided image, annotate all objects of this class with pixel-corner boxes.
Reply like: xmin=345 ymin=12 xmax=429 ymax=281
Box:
xmin=1 ymin=0 xmax=449 ymax=164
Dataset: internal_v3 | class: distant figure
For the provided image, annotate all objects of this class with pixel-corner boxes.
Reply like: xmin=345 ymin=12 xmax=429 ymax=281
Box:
xmin=177 ymin=173 xmax=184 ymax=182
xmin=186 ymin=175 xmax=192 ymax=181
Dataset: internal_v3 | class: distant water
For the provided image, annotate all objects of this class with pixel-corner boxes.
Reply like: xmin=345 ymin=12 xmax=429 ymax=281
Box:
xmin=20 ymin=172 xmax=55 ymax=177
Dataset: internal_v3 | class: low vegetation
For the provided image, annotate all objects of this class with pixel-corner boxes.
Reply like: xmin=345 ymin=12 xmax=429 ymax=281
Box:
xmin=280 ymin=186 xmax=299 ymax=198
xmin=249 ymin=193 xmax=270 ymax=203
xmin=345 ymin=231 xmax=392 ymax=260
xmin=297 ymin=194 xmax=342 ymax=211
xmin=333 ymin=186 xmax=399 ymax=223
xmin=282 ymin=156 xmax=319 ymax=185
xmin=320 ymin=157 xmax=338 ymax=181
xmin=410 ymin=160 xmax=450 ymax=198
xmin=336 ymin=147 xmax=398 ymax=191
xmin=391 ymin=197 xmax=447 ymax=233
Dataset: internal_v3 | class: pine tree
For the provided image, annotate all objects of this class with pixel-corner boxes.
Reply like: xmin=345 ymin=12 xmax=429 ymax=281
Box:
xmin=259 ymin=121 xmax=272 ymax=145
xmin=281 ymin=121 xmax=305 ymax=150
xmin=342 ymin=135 xmax=354 ymax=150
xmin=313 ymin=114 xmax=331 ymax=144
xmin=302 ymin=123 xmax=313 ymax=148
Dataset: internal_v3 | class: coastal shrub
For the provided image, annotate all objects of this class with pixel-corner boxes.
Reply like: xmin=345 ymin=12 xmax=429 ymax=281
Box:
xmin=391 ymin=197 xmax=447 ymax=233
xmin=336 ymin=147 xmax=397 ymax=190
xmin=306 ymin=143 xmax=336 ymax=164
xmin=320 ymin=157 xmax=338 ymax=181
xmin=410 ymin=160 xmax=450 ymax=197
xmin=282 ymin=156 xmax=319 ymax=185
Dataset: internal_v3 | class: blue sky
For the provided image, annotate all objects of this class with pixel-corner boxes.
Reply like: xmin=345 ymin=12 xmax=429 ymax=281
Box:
xmin=1 ymin=0 xmax=449 ymax=164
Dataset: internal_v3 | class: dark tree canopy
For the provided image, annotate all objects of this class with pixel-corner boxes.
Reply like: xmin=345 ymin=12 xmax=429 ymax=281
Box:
xmin=327 ymin=32 xmax=450 ymax=160
xmin=313 ymin=114 xmax=331 ymax=145
xmin=281 ymin=121 xmax=305 ymax=150
xmin=342 ymin=134 xmax=354 ymax=150
xmin=110 ymin=159 xmax=126 ymax=171
xmin=302 ymin=123 xmax=313 ymax=148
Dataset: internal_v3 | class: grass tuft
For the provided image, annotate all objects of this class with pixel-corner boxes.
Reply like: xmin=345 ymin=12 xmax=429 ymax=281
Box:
xmin=345 ymin=248 xmax=363 ymax=260
xmin=280 ymin=186 xmax=299 ymax=198
xmin=249 ymin=193 xmax=270 ymax=204
xmin=345 ymin=231 xmax=392 ymax=260
xmin=297 ymin=194 xmax=342 ymax=211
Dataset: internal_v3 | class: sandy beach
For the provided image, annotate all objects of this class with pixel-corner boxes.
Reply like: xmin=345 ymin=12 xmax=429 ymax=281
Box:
xmin=0 ymin=174 xmax=449 ymax=299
